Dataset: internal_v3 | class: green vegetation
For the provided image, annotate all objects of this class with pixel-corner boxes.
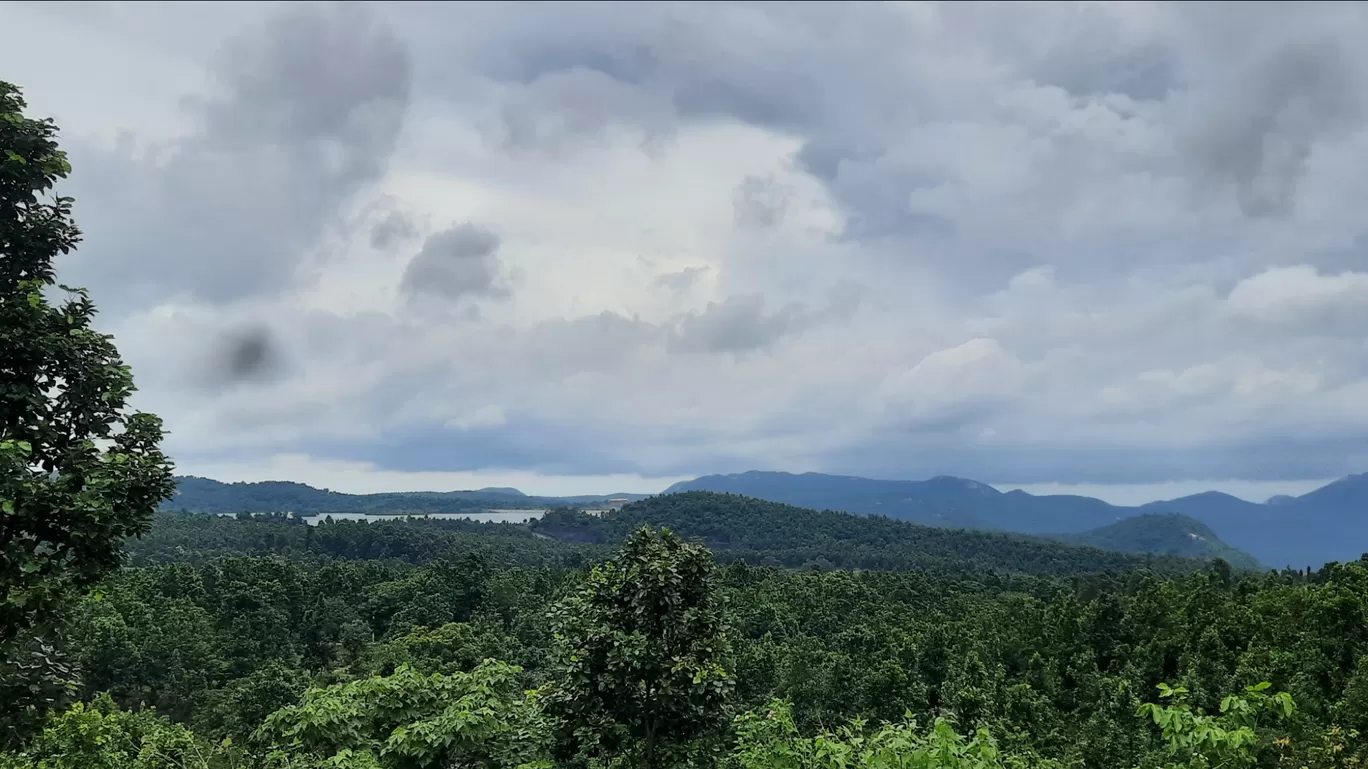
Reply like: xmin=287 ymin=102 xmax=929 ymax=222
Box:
xmin=0 ymin=81 xmax=175 ymax=747
xmin=5 ymin=508 xmax=1367 ymax=767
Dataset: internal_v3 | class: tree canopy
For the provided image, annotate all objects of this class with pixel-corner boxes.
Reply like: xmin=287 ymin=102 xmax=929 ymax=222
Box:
xmin=0 ymin=80 xmax=174 ymax=746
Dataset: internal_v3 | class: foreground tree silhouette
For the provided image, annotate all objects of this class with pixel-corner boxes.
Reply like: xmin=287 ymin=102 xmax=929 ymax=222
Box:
xmin=0 ymin=81 xmax=175 ymax=743
xmin=545 ymin=525 xmax=734 ymax=768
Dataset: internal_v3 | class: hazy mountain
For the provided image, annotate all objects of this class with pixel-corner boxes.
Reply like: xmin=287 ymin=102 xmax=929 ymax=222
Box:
xmin=171 ymin=469 xmax=1368 ymax=569
xmin=666 ymin=470 xmax=1368 ymax=569
xmin=664 ymin=471 xmax=1118 ymax=533
xmin=1051 ymin=513 xmax=1262 ymax=571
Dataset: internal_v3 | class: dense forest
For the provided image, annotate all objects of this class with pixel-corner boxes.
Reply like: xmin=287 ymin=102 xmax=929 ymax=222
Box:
xmin=6 ymin=509 xmax=1368 ymax=768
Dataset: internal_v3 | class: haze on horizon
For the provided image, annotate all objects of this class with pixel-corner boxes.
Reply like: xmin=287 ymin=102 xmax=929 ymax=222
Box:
xmin=4 ymin=1 xmax=1367 ymax=504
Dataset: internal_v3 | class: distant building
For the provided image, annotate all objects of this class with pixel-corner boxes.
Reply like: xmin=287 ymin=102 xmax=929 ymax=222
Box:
xmin=606 ymin=498 xmax=630 ymax=510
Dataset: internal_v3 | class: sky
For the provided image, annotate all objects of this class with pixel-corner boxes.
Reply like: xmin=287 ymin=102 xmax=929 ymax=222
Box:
xmin=3 ymin=0 xmax=1367 ymax=504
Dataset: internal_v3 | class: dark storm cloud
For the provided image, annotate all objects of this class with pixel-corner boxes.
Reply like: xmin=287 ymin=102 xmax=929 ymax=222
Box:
xmin=401 ymin=224 xmax=507 ymax=302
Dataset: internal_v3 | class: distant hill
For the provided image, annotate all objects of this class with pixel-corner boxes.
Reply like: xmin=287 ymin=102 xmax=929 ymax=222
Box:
xmin=665 ymin=471 xmax=1118 ymax=532
xmin=165 ymin=476 xmax=646 ymax=515
xmin=665 ymin=470 xmax=1368 ymax=569
xmin=1051 ymin=514 xmax=1262 ymax=570
xmin=530 ymin=491 xmax=1215 ymax=576
xmin=476 ymin=486 xmax=527 ymax=497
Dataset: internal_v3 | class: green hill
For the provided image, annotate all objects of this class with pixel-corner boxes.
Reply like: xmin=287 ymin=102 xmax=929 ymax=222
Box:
xmin=1051 ymin=513 xmax=1263 ymax=570
xmin=531 ymin=491 xmax=1215 ymax=576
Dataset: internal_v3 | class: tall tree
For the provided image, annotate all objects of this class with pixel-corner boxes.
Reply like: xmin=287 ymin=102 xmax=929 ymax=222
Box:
xmin=0 ymin=81 xmax=175 ymax=743
xmin=545 ymin=525 xmax=734 ymax=768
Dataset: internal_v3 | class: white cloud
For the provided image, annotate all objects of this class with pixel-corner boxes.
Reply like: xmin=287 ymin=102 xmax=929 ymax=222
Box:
xmin=1225 ymin=265 xmax=1368 ymax=332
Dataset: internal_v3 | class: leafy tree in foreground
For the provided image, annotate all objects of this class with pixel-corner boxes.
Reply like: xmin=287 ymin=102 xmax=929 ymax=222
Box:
xmin=1137 ymin=682 xmax=1295 ymax=769
xmin=254 ymin=660 xmax=550 ymax=769
xmin=0 ymin=693 xmax=215 ymax=769
xmin=546 ymin=526 xmax=734 ymax=768
xmin=0 ymin=81 xmax=175 ymax=744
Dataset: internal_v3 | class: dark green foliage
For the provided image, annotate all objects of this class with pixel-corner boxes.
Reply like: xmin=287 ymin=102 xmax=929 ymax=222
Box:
xmin=0 ymin=81 xmax=174 ymax=746
xmin=545 ymin=526 xmax=733 ymax=768
xmin=255 ymin=660 xmax=551 ymax=769
xmin=4 ymin=509 xmax=1368 ymax=766
xmin=0 ymin=693 xmax=209 ymax=769
xmin=127 ymin=511 xmax=607 ymax=569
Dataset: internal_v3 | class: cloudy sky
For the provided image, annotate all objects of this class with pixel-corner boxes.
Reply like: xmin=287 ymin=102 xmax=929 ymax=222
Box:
xmin=4 ymin=0 xmax=1368 ymax=504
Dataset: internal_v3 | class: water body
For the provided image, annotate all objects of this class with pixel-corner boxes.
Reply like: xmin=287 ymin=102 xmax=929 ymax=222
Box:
xmin=217 ymin=510 xmax=548 ymax=526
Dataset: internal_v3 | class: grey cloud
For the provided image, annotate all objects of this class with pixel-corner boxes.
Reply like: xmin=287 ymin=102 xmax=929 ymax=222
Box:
xmin=667 ymin=288 xmax=860 ymax=355
xmin=61 ymin=2 xmax=412 ymax=307
xmin=497 ymin=66 xmax=677 ymax=154
xmin=401 ymin=224 xmax=508 ymax=302
xmin=668 ymin=295 xmax=808 ymax=355
xmin=370 ymin=210 xmax=418 ymax=250
xmin=200 ymin=3 xmax=410 ymax=182
xmin=950 ymin=1 xmax=1179 ymax=102
xmin=451 ymin=3 xmax=1368 ymax=273
xmin=654 ymin=266 xmax=709 ymax=293
xmin=732 ymin=174 xmax=791 ymax=229
xmin=1183 ymin=40 xmax=1364 ymax=217
xmin=1034 ymin=44 xmax=1177 ymax=103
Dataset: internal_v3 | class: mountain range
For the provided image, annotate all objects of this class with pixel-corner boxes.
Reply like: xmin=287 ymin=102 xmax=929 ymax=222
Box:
xmin=666 ymin=471 xmax=1368 ymax=569
xmin=168 ymin=474 xmax=1263 ymax=568
xmin=167 ymin=470 xmax=1368 ymax=569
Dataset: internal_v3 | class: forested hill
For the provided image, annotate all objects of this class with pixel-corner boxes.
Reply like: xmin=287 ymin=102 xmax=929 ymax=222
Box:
xmin=166 ymin=476 xmax=647 ymax=513
xmin=1050 ymin=513 xmax=1262 ymax=570
xmin=530 ymin=491 xmax=1218 ymax=576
